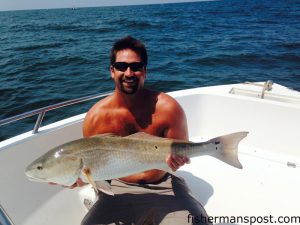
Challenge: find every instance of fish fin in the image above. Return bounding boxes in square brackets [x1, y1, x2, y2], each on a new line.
[95, 180, 114, 196]
[125, 132, 166, 140]
[211, 131, 248, 169]
[167, 170, 181, 179]
[158, 163, 181, 179]
[82, 167, 99, 195]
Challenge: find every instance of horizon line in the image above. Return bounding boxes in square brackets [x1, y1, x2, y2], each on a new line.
[0, 0, 215, 12]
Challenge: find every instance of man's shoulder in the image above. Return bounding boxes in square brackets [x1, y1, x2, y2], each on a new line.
[83, 96, 115, 136]
[151, 90, 188, 140]
[86, 95, 114, 116]
[156, 91, 183, 112]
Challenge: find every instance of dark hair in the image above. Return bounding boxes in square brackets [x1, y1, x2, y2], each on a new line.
[110, 36, 148, 66]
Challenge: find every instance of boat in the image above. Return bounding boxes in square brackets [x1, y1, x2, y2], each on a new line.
[1, 81, 299, 225]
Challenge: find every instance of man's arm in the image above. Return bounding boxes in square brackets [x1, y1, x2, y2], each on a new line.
[160, 93, 190, 171]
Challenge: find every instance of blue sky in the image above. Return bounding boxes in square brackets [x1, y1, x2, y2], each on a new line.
[0, 0, 205, 11]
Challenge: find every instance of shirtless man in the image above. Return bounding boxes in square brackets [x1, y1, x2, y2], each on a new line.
[80, 36, 210, 225]
[83, 38, 189, 184]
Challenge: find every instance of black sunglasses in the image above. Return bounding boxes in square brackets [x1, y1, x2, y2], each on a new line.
[113, 62, 145, 72]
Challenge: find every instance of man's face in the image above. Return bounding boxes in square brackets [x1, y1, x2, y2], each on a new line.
[110, 49, 146, 95]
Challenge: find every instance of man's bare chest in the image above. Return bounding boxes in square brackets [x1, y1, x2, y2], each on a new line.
[106, 110, 166, 137]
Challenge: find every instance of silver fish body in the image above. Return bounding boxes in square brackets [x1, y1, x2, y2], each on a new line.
[25, 132, 248, 187]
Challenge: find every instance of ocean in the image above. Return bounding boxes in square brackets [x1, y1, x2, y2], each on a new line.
[0, 0, 299, 141]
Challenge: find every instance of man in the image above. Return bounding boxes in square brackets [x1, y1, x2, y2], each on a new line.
[79, 36, 210, 225]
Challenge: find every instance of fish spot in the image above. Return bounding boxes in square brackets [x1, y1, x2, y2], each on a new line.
[154, 145, 158, 150]
[215, 141, 220, 150]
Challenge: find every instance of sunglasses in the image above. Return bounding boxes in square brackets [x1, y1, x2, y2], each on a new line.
[113, 62, 145, 72]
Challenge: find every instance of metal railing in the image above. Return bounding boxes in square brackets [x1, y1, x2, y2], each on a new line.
[244, 80, 273, 99]
[0, 91, 112, 134]
[0, 204, 14, 225]
[0, 91, 112, 224]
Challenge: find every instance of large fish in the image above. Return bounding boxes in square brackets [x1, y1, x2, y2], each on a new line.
[25, 132, 248, 194]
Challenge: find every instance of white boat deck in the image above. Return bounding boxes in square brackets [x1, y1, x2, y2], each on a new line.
[1, 82, 299, 225]
[178, 140, 300, 223]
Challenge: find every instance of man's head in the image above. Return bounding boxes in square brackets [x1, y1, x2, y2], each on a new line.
[110, 36, 148, 95]
[110, 36, 148, 67]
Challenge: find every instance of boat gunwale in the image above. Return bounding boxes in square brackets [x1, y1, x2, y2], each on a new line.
[0, 91, 112, 133]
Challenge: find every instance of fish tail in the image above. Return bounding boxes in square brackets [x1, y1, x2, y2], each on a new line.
[212, 131, 248, 169]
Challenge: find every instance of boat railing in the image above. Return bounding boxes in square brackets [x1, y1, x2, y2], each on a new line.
[0, 91, 112, 134]
[244, 80, 273, 99]
[0, 204, 13, 225]
[229, 80, 274, 99]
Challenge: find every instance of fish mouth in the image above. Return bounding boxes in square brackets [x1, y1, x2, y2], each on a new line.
[25, 171, 45, 182]
[27, 177, 44, 182]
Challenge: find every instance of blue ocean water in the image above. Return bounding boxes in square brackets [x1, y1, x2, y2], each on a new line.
[0, 0, 300, 141]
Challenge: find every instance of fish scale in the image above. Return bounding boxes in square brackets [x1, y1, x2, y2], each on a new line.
[78, 139, 170, 181]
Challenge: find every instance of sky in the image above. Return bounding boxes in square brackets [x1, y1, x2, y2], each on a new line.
[0, 0, 206, 11]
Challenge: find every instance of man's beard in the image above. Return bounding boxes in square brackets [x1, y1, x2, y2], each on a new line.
[119, 76, 139, 95]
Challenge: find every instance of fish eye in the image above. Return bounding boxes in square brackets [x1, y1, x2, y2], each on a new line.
[37, 165, 43, 170]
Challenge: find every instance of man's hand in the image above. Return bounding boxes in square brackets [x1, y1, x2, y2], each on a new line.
[49, 178, 87, 189]
[166, 153, 190, 172]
